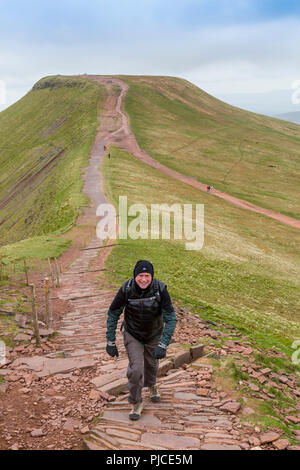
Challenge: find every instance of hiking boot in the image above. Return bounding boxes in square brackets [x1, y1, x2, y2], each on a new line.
[129, 401, 143, 420]
[149, 385, 160, 402]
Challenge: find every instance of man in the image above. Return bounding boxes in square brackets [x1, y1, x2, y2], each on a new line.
[106, 260, 177, 420]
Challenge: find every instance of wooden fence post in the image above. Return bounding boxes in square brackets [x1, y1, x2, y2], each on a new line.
[48, 258, 55, 288]
[54, 258, 60, 288]
[30, 283, 41, 347]
[49, 288, 53, 329]
[45, 277, 50, 329]
[24, 259, 29, 285]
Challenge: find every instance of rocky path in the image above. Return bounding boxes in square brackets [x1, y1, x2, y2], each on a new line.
[51, 247, 294, 451]
[47, 236, 247, 450]
[85, 368, 248, 451]
[45, 241, 252, 450]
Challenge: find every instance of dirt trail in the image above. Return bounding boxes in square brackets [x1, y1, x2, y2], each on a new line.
[87, 75, 300, 230]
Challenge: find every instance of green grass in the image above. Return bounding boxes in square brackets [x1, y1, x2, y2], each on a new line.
[101, 146, 300, 363]
[117, 75, 300, 220]
[0, 314, 21, 347]
[0, 234, 71, 264]
[244, 402, 293, 435]
[0, 75, 106, 247]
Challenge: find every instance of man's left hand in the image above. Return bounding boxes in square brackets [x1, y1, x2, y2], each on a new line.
[153, 342, 167, 359]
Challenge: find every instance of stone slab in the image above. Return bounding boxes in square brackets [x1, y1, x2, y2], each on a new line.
[220, 401, 241, 414]
[174, 392, 208, 401]
[200, 444, 241, 450]
[11, 356, 95, 377]
[260, 432, 281, 444]
[14, 333, 31, 341]
[141, 432, 200, 450]
[184, 416, 211, 423]
[173, 351, 191, 369]
[91, 429, 119, 447]
[105, 428, 140, 441]
[91, 372, 125, 389]
[39, 329, 54, 337]
[157, 360, 174, 377]
[83, 440, 103, 450]
[100, 378, 128, 395]
[159, 370, 186, 382]
[101, 410, 163, 427]
[58, 330, 75, 336]
[190, 344, 205, 361]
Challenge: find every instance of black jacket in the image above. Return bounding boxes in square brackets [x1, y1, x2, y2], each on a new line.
[106, 278, 177, 345]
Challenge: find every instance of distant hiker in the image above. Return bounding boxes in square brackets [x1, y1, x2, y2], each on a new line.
[104, 145, 107, 151]
[207, 185, 211, 192]
[107, 153, 111, 159]
[106, 260, 177, 420]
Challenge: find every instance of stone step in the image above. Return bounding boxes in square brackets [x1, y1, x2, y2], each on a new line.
[200, 444, 241, 450]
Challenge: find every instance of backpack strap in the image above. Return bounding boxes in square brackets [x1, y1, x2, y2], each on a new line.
[154, 279, 166, 303]
[121, 278, 133, 303]
[152, 279, 159, 302]
[120, 278, 133, 333]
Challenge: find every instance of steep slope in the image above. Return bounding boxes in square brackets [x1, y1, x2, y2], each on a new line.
[0, 75, 105, 247]
[118, 75, 300, 220]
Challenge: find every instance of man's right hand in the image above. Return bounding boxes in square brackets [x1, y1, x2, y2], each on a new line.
[106, 341, 119, 357]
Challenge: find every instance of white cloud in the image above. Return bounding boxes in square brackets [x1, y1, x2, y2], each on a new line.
[1, 17, 300, 111]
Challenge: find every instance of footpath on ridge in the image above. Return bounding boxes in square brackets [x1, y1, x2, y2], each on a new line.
[87, 75, 300, 230]
[1, 77, 299, 451]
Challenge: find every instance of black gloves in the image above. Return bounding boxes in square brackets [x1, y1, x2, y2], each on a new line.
[153, 342, 167, 359]
[106, 341, 167, 359]
[106, 341, 119, 357]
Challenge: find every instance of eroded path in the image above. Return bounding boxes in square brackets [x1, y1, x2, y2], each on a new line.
[86, 75, 300, 230]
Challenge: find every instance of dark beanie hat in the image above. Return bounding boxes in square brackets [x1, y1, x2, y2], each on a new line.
[133, 260, 154, 279]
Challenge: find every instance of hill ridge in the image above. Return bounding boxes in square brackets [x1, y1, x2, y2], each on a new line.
[85, 75, 300, 230]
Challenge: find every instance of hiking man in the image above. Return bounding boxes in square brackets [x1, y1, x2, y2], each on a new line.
[105, 260, 177, 420]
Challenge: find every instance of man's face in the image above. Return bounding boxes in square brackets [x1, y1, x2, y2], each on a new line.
[135, 272, 152, 289]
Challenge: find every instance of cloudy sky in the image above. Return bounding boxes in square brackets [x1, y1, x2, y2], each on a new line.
[1, 0, 300, 115]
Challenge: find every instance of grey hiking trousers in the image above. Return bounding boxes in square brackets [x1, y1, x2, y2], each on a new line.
[122, 330, 159, 404]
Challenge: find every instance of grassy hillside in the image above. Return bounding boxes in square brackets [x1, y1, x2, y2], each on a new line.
[0, 75, 105, 250]
[118, 75, 300, 220]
